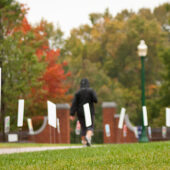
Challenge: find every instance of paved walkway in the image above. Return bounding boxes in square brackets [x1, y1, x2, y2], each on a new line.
[0, 145, 86, 155]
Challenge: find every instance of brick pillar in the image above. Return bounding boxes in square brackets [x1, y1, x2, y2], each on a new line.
[56, 103, 70, 143]
[102, 102, 117, 143]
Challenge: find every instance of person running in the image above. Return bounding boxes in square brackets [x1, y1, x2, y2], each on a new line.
[70, 78, 98, 146]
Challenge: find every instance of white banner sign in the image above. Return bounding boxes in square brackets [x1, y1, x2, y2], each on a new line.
[148, 126, 152, 138]
[47, 101, 56, 128]
[118, 108, 126, 129]
[162, 126, 167, 138]
[142, 106, 148, 126]
[57, 118, 60, 133]
[123, 124, 127, 137]
[17, 99, 24, 127]
[83, 103, 92, 127]
[8, 134, 18, 142]
[27, 118, 34, 134]
[166, 108, 170, 127]
[0, 68, 1, 113]
[4, 116, 10, 133]
[105, 124, 111, 137]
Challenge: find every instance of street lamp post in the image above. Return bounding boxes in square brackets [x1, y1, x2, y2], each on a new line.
[137, 40, 149, 142]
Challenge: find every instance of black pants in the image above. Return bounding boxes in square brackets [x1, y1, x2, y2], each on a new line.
[78, 115, 94, 136]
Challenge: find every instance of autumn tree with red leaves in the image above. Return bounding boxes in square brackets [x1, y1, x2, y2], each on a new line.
[0, 2, 71, 130]
[27, 19, 71, 115]
[33, 46, 71, 114]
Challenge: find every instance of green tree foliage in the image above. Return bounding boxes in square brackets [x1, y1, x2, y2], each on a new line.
[1, 1, 169, 132]
[0, 2, 45, 130]
[151, 48, 170, 126]
[63, 5, 169, 127]
[154, 3, 170, 26]
[0, 0, 24, 130]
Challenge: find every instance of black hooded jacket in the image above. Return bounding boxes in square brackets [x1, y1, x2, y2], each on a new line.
[70, 78, 98, 120]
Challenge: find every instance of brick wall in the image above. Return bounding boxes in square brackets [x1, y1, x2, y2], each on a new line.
[28, 103, 70, 143]
[102, 102, 137, 144]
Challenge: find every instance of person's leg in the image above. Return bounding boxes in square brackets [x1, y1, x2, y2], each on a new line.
[85, 116, 95, 146]
[79, 120, 87, 146]
[86, 129, 93, 138]
[85, 128, 94, 146]
[81, 136, 87, 145]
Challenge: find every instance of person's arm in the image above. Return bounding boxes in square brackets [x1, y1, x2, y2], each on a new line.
[70, 93, 78, 117]
[91, 90, 98, 103]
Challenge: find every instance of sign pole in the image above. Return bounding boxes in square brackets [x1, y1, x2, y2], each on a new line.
[50, 126, 52, 144]
[19, 127, 22, 143]
[54, 128, 56, 144]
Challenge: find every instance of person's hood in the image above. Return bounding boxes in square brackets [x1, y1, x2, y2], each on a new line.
[80, 78, 90, 88]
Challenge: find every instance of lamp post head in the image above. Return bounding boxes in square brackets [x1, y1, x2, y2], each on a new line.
[137, 40, 148, 57]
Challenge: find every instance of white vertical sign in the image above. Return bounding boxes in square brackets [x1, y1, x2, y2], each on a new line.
[47, 101, 56, 128]
[105, 124, 111, 137]
[0, 68, 1, 114]
[8, 134, 18, 142]
[83, 103, 92, 127]
[166, 108, 170, 127]
[17, 99, 24, 127]
[27, 118, 34, 134]
[142, 106, 148, 126]
[123, 124, 127, 137]
[162, 126, 167, 138]
[148, 126, 152, 138]
[118, 108, 126, 129]
[56, 118, 60, 133]
[4, 116, 10, 133]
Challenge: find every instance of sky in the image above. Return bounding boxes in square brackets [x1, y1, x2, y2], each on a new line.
[16, 0, 169, 37]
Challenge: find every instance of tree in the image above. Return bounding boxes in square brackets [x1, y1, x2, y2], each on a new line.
[151, 48, 170, 127]
[63, 5, 168, 126]
[0, 3, 71, 130]
[31, 46, 71, 116]
[0, 0, 25, 132]
[0, 12, 45, 130]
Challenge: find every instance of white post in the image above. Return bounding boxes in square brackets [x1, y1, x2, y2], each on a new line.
[47, 101, 57, 128]
[17, 99, 24, 127]
[118, 108, 126, 129]
[57, 118, 60, 134]
[142, 106, 148, 126]
[148, 126, 152, 138]
[0, 68, 1, 116]
[166, 108, 170, 127]
[4, 116, 10, 134]
[27, 118, 34, 134]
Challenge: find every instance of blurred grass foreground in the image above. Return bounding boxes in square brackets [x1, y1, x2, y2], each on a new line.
[0, 141, 169, 169]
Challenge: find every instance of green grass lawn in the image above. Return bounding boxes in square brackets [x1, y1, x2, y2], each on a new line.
[0, 142, 169, 170]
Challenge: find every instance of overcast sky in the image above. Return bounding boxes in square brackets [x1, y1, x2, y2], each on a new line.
[16, 0, 169, 37]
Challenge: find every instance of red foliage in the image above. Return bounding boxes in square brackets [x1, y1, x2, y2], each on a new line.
[39, 48, 71, 101]
[20, 17, 31, 33]
[14, 9, 71, 104]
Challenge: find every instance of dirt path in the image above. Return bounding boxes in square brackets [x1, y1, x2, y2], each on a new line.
[0, 145, 85, 155]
